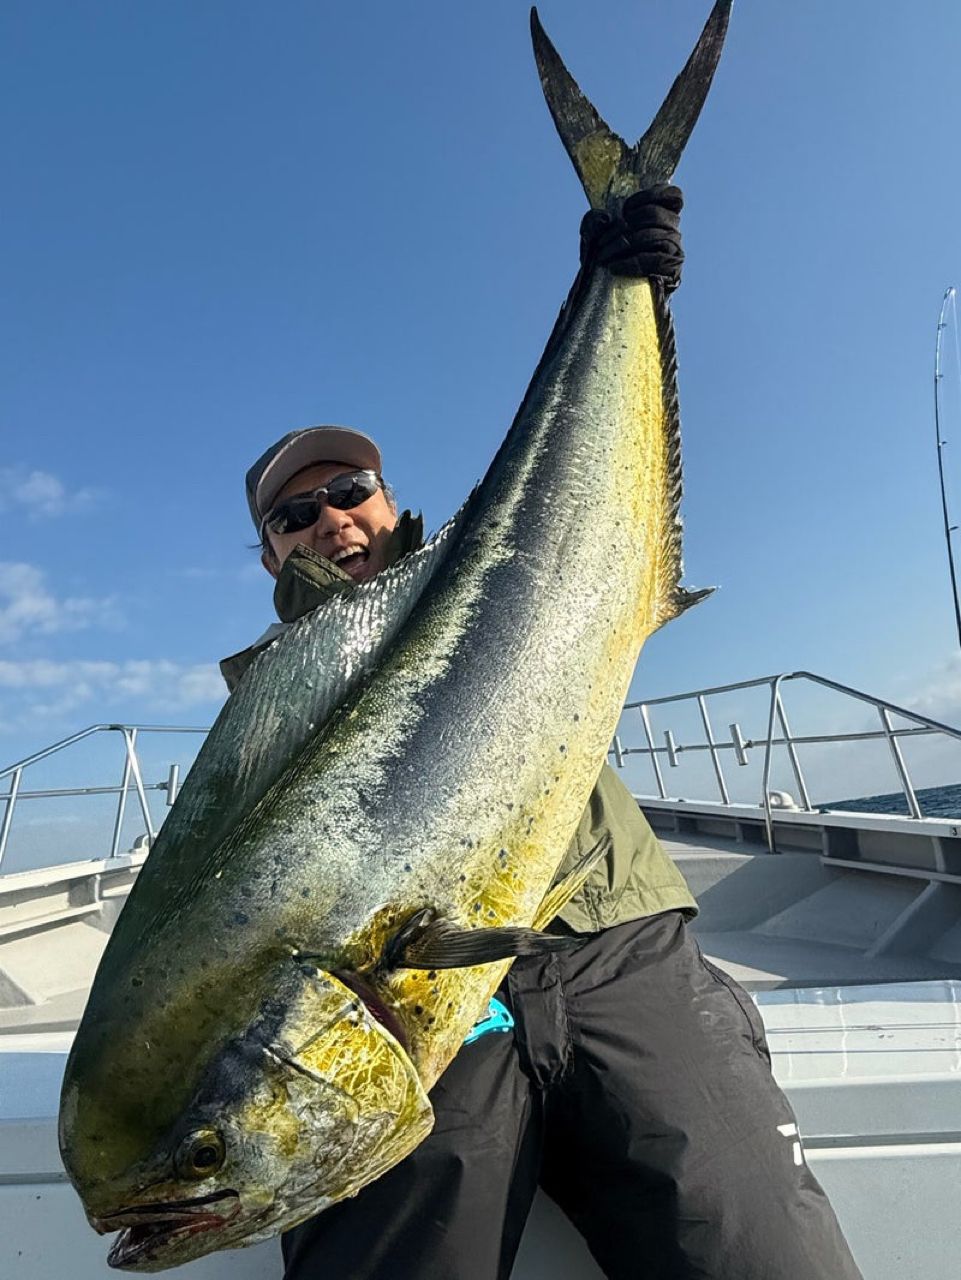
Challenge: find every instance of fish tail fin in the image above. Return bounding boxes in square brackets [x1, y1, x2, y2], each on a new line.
[530, 2, 731, 210]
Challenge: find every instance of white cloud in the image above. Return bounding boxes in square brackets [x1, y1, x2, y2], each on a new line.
[825, 656, 961, 799]
[900, 654, 961, 729]
[0, 562, 114, 645]
[0, 467, 99, 519]
[0, 560, 226, 734]
[0, 657, 225, 724]
[0, 659, 81, 688]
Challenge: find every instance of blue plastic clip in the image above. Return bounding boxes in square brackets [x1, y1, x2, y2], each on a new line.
[463, 996, 514, 1045]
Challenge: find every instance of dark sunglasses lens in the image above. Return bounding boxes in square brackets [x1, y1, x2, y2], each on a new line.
[264, 472, 380, 535]
[325, 473, 379, 510]
[266, 497, 321, 535]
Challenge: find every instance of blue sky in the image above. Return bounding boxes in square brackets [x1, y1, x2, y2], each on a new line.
[4, 0, 961, 861]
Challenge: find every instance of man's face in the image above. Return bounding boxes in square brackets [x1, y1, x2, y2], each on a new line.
[262, 462, 398, 583]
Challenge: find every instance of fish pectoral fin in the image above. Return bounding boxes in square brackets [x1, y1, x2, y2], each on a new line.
[531, 833, 612, 931]
[385, 909, 578, 971]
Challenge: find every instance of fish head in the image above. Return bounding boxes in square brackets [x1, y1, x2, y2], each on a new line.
[67, 963, 433, 1271]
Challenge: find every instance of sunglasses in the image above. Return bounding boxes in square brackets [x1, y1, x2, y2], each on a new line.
[261, 469, 382, 538]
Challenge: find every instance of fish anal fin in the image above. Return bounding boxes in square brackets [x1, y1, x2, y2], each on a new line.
[531, 834, 612, 931]
[641, 281, 713, 638]
[652, 583, 715, 635]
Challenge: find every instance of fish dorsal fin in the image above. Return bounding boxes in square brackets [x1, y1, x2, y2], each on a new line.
[531, 2, 731, 209]
[120, 509, 467, 915]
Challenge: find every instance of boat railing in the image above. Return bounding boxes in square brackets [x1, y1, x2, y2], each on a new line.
[611, 670, 961, 852]
[4, 670, 959, 873]
[0, 724, 208, 871]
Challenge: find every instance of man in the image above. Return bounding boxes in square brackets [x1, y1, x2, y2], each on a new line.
[222, 194, 862, 1278]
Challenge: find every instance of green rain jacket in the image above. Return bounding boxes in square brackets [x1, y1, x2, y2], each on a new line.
[220, 513, 696, 933]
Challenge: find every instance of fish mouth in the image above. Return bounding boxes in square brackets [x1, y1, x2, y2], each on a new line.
[96, 1190, 241, 1269]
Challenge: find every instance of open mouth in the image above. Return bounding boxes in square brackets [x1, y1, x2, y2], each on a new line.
[330, 547, 370, 577]
[99, 1190, 240, 1269]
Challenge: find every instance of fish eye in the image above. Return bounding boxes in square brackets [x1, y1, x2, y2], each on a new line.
[174, 1129, 226, 1180]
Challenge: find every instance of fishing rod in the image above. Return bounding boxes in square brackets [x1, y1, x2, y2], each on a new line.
[934, 285, 961, 650]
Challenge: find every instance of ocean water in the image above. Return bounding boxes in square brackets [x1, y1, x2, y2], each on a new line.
[828, 781, 961, 820]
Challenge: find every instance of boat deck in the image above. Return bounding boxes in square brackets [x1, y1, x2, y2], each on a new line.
[645, 803, 961, 992]
[665, 833, 961, 988]
[4, 806, 961, 1035]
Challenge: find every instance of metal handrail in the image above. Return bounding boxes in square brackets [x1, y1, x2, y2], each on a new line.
[615, 671, 961, 853]
[0, 724, 208, 870]
[5, 672, 959, 870]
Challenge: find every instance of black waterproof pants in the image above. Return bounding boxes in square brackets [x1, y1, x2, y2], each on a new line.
[282, 912, 863, 1280]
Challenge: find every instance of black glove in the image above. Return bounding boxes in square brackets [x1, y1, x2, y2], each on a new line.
[579, 184, 684, 292]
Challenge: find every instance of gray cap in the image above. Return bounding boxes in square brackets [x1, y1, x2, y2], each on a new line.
[246, 426, 384, 531]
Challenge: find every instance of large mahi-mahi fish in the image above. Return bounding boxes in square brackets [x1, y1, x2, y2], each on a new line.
[59, 3, 730, 1269]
